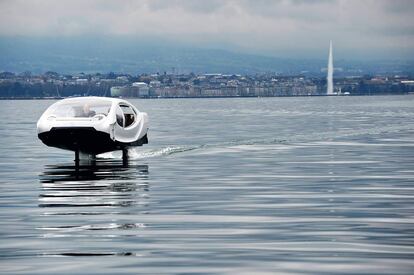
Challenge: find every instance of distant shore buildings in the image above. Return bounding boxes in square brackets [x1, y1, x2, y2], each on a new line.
[110, 82, 149, 97]
[0, 71, 413, 99]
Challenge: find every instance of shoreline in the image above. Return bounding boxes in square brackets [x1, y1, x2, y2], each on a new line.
[0, 93, 411, 100]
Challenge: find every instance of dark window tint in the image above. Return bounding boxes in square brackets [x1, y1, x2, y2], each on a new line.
[120, 105, 136, 128]
[116, 105, 124, 126]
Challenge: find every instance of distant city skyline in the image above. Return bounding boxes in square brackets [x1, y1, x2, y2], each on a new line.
[2, 70, 413, 99]
[1, 0, 414, 60]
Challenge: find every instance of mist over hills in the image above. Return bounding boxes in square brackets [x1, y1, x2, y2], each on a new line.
[0, 37, 413, 76]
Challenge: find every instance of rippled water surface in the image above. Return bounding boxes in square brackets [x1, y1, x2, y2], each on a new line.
[1, 96, 414, 274]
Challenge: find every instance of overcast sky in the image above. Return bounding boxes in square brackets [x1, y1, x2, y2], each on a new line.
[1, 0, 413, 58]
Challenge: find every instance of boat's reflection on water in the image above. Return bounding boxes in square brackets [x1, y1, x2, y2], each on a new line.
[38, 160, 150, 256]
[38, 159, 150, 211]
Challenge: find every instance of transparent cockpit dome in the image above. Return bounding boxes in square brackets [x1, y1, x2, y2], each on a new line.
[47, 98, 113, 118]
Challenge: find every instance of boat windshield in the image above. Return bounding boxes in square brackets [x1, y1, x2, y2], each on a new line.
[48, 98, 112, 118]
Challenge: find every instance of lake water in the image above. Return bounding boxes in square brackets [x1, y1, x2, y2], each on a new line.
[1, 96, 414, 274]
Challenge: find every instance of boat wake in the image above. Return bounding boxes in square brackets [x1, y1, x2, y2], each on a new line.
[129, 145, 200, 159]
[99, 145, 201, 160]
[99, 123, 414, 160]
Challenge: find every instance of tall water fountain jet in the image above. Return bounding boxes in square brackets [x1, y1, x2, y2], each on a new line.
[327, 40, 334, 95]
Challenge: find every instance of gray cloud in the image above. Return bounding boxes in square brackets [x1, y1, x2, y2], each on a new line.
[382, 0, 414, 14]
[0, 0, 413, 58]
[147, 0, 224, 13]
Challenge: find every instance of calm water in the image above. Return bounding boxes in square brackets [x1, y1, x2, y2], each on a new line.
[1, 96, 414, 274]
